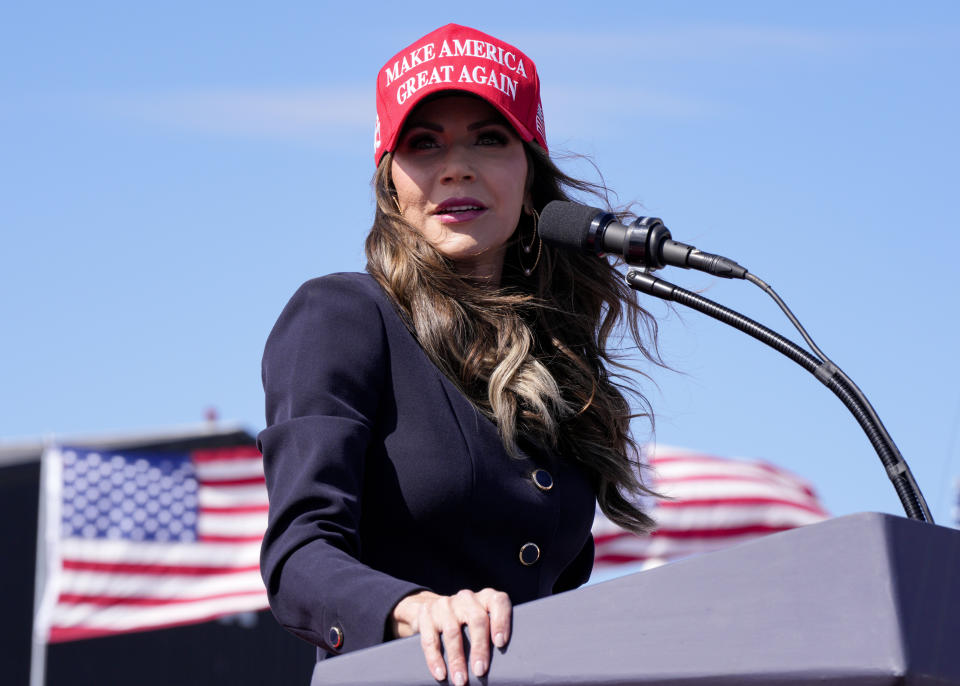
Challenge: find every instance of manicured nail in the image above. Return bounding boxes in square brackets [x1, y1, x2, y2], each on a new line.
[474, 660, 486, 676]
[453, 671, 466, 686]
[433, 666, 444, 681]
[494, 632, 505, 648]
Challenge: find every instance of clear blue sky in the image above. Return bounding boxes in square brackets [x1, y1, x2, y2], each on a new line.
[2, 1, 958, 525]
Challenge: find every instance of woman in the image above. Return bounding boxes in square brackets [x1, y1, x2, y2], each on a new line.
[258, 24, 659, 685]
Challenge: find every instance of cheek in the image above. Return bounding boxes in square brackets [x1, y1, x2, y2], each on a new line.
[391, 163, 420, 211]
[391, 164, 450, 252]
[499, 159, 529, 225]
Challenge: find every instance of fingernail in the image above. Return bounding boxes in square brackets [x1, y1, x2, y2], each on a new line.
[433, 666, 444, 681]
[474, 660, 486, 676]
[453, 671, 466, 686]
[494, 632, 505, 648]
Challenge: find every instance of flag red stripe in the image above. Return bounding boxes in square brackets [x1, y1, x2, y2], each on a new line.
[594, 553, 652, 565]
[656, 496, 828, 515]
[199, 504, 270, 514]
[651, 454, 729, 465]
[197, 476, 266, 487]
[198, 534, 265, 543]
[56, 590, 265, 607]
[62, 559, 260, 576]
[593, 523, 795, 545]
[191, 447, 262, 462]
[592, 530, 636, 546]
[650, 524, 794, 539]
[655, 474, 801, 485]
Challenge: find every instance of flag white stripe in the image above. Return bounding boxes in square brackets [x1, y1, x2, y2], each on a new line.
[651, 455, 817, 486]
[652, 504, 827, 529]
[197, 512, 267, 537]
[656, 479, 822, 503]
[652, 457, 811, 479]
[50, 593, 269, 631]
[593, 537, 756, 563]
[197, 484, 268, 508]
[195, 459, 266, 481]
[59, 538, 261, 566]
[58, 569, 265, 599]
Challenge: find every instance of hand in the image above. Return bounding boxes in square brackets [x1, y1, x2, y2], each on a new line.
[391, 588, 512, 685]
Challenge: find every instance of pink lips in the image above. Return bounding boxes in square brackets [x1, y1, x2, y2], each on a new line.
[433, 197, 488, 223]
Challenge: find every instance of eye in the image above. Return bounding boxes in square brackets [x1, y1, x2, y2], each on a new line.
[404, 132, 441, 150]
[476, 129, 509, 146]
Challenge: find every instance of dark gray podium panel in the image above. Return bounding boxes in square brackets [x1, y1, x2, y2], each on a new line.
[310, 513, 960, 685]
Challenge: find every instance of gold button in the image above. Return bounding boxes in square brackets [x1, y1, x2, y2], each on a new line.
[531, 468, 553, 491]
[328, 626, 343, 649]
[519, 542, 541, 566]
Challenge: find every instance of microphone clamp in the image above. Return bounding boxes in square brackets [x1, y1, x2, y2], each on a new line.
[585, 213, 675, 270]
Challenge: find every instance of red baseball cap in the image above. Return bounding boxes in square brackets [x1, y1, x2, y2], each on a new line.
[374, 23, 547, 166]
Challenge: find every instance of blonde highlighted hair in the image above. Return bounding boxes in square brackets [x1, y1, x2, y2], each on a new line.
[366, 143, 660, 534]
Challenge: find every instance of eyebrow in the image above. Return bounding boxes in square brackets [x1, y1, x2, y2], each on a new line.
[468, 118, 508, 131]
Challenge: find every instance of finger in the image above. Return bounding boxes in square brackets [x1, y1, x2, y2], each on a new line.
[479, 588, 513, 648]
[417, 608, 446, 682]
[435, 602, 468, 686]
[455, 590, 491, 678]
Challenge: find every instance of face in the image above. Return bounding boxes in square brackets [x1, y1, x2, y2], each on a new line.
[390, 95, 529, 283]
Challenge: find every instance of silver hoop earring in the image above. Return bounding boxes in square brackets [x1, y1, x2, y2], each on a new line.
[518, 208, 542, 277]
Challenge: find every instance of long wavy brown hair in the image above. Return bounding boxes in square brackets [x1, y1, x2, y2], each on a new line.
[365, 143, 660, 534]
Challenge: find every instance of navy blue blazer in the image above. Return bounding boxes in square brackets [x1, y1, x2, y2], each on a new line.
[258, 272, 596, 657]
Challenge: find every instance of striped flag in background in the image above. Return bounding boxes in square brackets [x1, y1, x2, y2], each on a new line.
[34, 445, 269, 643]
[592, 446, 830, 574]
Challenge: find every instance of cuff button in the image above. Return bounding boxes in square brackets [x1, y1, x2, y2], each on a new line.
[329, 626, 343, 650]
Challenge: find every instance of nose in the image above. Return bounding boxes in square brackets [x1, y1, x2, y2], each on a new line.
[440, 145, 475, 184]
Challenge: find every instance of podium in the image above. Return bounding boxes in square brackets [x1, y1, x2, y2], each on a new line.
[310, 513, 960, 685]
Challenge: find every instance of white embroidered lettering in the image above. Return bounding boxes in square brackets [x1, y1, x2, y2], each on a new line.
[384, 61, 401, 86]
[502, 74, 518, 99]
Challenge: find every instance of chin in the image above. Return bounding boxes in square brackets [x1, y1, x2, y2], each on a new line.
[436, 239, 485, 260]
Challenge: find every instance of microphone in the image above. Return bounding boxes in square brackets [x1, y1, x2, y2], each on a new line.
[539, 200, 748, 279]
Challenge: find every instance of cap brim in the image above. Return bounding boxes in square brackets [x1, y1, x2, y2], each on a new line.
[377, 86, 536, 166]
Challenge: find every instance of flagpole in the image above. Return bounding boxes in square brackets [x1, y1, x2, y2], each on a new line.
[30, 443, 51, 686]
[30, 441, 61, 686]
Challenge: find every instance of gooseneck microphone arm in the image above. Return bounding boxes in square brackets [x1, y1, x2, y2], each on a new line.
[625, 268, 932, 523]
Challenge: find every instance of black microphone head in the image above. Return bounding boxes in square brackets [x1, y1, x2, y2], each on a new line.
[539, 201, 605, 252]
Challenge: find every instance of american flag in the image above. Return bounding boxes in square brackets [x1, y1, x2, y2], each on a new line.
[592, 446, 830, 574]
[34, 445, 269, 643]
